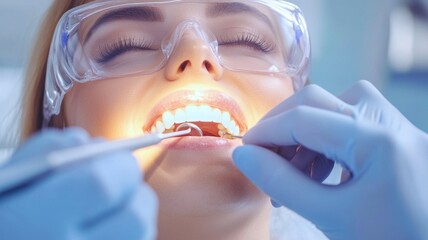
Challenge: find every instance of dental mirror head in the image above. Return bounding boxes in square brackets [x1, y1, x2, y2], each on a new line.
[175, 123, 203, 136]
[175, 123, 243, 139]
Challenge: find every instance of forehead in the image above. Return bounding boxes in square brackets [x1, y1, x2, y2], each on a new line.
[78, 1, 276, 25]
[79, 1, 276, 35]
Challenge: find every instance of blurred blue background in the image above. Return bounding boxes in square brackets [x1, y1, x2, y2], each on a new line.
[293, 0, 428, 132]
[1, 0, 428, 152]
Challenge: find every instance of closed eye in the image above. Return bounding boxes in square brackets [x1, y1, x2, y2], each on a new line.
[218, 32, 275, 53]
[96, 37, 157, 63]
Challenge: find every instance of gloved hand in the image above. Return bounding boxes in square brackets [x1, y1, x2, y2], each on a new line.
[0, 128, 158, 240]
[233, 80, 428, 240]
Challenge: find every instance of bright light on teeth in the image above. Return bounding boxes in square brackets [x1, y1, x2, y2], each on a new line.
[150, 104, 241, 137]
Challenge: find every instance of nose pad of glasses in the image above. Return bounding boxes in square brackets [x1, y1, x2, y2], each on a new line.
[161, 20, 218, 59]
[162, 20, 223, 79]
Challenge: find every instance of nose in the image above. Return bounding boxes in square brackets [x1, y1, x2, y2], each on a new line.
[164, 27, 223, 81]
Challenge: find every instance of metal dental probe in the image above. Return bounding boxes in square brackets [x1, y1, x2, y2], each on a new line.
[222, 133, 243, 139]
[175, 123, 244, 139]
[0, 128, 191, 194]
[219, 130, 243, 139]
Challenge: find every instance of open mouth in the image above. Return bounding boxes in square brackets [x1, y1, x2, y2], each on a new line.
[150, 105, 241, 138]
[143, 90, 247, 139]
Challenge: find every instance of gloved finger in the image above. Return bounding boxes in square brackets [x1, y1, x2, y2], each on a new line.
[310, 155, 335, 182]
[233, 145, 333, 221]
[8, 128, 90, 165]
[258, 84, 354, 123]
[338, 80, 408, 124]
[243, 106, 368, 174]
[338, 80, 385, 105]
[82, 184, 158, 240]
[32, 149, 142, 222]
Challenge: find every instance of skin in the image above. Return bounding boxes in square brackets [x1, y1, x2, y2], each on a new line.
[63, 3, 294, 239]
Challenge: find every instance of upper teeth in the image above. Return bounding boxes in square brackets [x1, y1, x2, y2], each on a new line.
[149, 104, 241, 136]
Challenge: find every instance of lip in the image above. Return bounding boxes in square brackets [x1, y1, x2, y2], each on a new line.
[159, 136, 241, 150]
[143, 89, 247, 134]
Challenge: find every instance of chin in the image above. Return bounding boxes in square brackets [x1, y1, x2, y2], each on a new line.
[146, 146, 268, 216]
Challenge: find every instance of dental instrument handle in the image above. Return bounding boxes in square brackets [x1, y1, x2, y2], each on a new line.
[0, 129, 190, 195]
[48, 129, 191, 168]
[0, 158, 51, 194]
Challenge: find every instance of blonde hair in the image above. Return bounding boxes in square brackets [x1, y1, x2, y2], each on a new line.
[20, 0, 89, 141]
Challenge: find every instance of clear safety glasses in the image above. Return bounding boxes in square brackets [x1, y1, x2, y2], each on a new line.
[44, 0, 310, 124]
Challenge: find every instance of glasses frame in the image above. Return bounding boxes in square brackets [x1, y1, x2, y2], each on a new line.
[43, 0, 311, 126]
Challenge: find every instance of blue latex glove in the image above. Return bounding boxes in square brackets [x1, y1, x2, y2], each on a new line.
[233, 81, 428, 239]
[0, 128, 158, 240]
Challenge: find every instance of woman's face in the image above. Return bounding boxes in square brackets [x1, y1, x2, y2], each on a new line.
[63, 2, 294, 215]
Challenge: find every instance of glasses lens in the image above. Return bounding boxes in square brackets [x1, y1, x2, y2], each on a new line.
[62, 1, 307, 80]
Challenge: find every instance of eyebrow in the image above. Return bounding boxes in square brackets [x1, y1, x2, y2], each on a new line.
[85, 3, 271, 43]
[85, 7, 164, 42]
[206, 2, 272, 26]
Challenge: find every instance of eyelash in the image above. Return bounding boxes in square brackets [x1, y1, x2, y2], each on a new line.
[96, 32, 274, 63]
[97, 37, 155, 63]
[218, 32, 275, 53]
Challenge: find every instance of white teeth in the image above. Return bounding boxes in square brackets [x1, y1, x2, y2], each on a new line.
[199, 105, 212, 122]
[231, 121, 239, 136]
[221, 112, 231, 129]
[149, 104, 241, 136]
[228, 120, 235, 131]
[232, 124, 239, 136]
[175, 109, 186, 123]
[213, 108, 222, 123]
[156, 120, 165, 133]
[162, 111, 174, 129]
[185, 105, 199, 122]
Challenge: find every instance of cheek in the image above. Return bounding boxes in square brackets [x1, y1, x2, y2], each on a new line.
[64, 81, 144, 138]
[234, 75, 294, 123]
[257, 78, 294, 104]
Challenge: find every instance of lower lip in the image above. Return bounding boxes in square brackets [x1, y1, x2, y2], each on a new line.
[160, 136, 240, 150]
